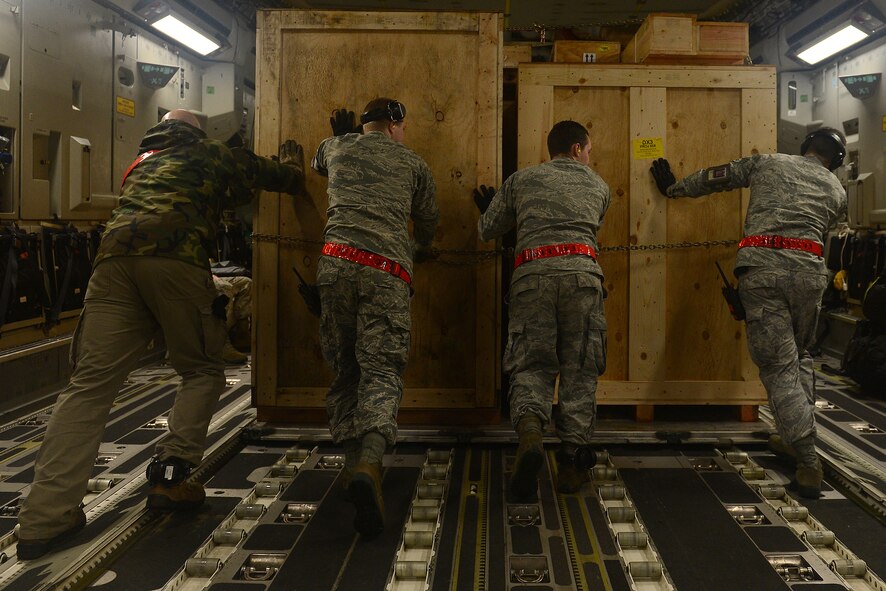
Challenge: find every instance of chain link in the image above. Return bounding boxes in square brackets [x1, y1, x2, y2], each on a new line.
[251, 233, 738, 266]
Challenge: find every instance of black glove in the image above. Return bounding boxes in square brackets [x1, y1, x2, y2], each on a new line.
[650, 158, 677, 197]
[414, 246, 438, 264]
[473, 185, 496, 214]
[330, 109, 360, 136]
[292, 267, 321, 317]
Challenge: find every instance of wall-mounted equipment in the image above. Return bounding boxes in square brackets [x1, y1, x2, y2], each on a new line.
[839, 73, 880, 99]
[137, 62, 179, 90]
[133, 0, 230, 57]
[0, 130, 13, 214]
[847, 172, 877, 228]
[789, 3, 885, 65]
[67, 136, 116, 213]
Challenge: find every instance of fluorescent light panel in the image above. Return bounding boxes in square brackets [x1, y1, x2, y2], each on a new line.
[151, 14, 220, 56]
[797, 24, 869, 64]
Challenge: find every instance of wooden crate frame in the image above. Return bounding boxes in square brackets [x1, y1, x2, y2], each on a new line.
[518, 63, 774, 406]
[253, 10, 503, 424]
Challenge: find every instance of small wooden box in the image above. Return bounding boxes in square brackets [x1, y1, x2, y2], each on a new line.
[553, 40, 621, 63]
[696, 21, 749, 63]
[504, 43, 533, 68]
[622, 14, 697, 64]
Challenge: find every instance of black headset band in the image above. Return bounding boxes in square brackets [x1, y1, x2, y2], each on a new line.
[360, 100, 406, 125]
[801, 129, 845, 170]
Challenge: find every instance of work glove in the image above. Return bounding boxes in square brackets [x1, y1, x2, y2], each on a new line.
[279, 140, 304, 169]
[413, 245, 438, 264]
[330, 109, 361, 136]
[473, 185, 496, 214]
[292, 267, 321, 317]
[650, 158, 677, 197]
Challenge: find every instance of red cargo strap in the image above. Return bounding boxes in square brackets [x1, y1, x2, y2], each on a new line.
[322, 243, 412, 285]
[120, 150, 159, 189]
[738, 235, 823, 257]
[514, 243, 597, 269]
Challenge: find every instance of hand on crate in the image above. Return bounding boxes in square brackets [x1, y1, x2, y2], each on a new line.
[650, 158, 677, 197]
[472, 185, 496, 214]
[330, 109, 361, 136]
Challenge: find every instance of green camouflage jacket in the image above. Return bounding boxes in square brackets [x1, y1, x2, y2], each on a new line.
[95, 120, 303, 269]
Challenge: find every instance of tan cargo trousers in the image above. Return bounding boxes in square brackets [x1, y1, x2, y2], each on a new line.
[18, 256, 226, 538]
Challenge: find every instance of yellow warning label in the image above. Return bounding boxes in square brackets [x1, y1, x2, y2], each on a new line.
[632, 137, 664, 159]
[882, 115, 886, 132]
[116, 96, 135, 118]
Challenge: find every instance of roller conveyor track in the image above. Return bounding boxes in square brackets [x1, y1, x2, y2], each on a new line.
[0, 358, 883, 590]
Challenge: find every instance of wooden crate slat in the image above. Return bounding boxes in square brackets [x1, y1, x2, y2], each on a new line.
[629, 87, 667, 383]
[518, 64, 775, 89]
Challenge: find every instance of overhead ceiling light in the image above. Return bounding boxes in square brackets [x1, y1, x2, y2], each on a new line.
[150, 14, 221, 56]
[796, 24, 869, 65]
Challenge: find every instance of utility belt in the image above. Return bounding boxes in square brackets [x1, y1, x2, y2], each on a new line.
[514, 242, 597, 270]
[321, 242, 412, 285]
[738, 235, 823, 257]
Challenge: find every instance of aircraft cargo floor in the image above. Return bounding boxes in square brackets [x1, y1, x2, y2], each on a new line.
[0, 360, 883, 591]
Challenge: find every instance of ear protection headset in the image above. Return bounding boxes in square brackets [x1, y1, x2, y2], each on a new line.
[360, 100, 406, 125]
[800, 128, 846, 171]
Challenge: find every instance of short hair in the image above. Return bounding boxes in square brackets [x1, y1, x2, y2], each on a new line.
[547, 120, 589, 158]
[363, 97, 397, 115]
[802, 126, 846, 169]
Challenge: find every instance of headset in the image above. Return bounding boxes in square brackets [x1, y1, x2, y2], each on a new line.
[800, 128, 846, 171]
[360, 100, 407, 125]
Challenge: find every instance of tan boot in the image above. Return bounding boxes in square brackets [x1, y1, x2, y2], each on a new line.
[348, 461, 385, 538]
[556, 446, 595, 494]
[795, 462, 823, 499]
[792, 435, 822, 499]
[509, 415, 545, 501]
[147, 481, 206, 511]
[768, 434, 797, 463]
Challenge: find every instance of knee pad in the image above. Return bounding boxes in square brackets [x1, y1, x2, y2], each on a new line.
[146, 456, 192, 485]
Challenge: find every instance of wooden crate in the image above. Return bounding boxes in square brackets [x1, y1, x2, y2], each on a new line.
[518, 63, 774, 407]
[504, 43, 532, 68]
[696, 22, 749, 64]
[623, 14, 749, 65]
[253, 10, 503, 425]
[622, 14, 697, 63]
[553, 40, 621, 63]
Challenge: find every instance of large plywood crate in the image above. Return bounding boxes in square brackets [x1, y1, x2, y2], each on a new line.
[518, 63, 773, 408]
[253, 10, 503, 424]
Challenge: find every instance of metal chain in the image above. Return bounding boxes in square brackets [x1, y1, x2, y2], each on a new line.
[251, 233, 738, 266]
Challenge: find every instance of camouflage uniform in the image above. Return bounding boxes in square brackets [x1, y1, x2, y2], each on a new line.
[479, 157, 611, 445]
[19, 120, 303, 540]
[312, 131, 438, 445]
[668, 153, 846, 443]
[213, 275, 253, 334]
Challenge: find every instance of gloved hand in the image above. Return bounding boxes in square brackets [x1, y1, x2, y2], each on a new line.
[330, 109, 360, 136]
[279, 140, 304, 167]
[473, 185, 496, 214]
[413, 246, 438, 264]
[650, 158, 677, 197]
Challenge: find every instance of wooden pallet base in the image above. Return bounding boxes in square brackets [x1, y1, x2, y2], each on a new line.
[626, 404, 759, 422]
